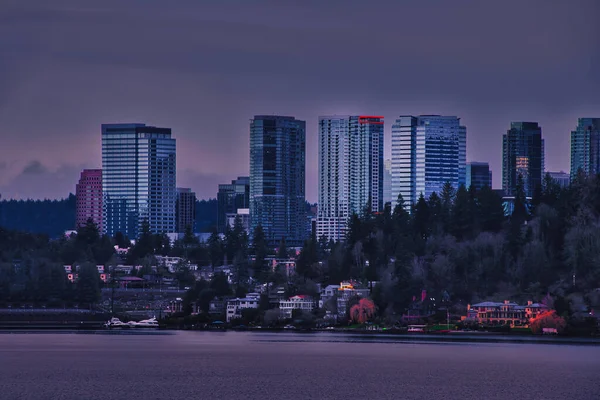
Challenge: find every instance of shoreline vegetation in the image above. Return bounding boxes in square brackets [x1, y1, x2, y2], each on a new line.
[2, 173, 600, 338]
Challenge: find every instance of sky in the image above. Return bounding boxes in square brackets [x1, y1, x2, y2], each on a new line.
[0, 0, 599, 202]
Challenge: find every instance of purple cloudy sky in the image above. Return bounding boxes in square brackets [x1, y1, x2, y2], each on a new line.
[0, 0, 599, 201]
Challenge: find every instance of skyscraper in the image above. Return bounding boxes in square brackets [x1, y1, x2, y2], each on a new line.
[249, 116, 306, 247]
[466, 162, 492, 191]
[383, 159, 392, 206]
[317, 116, 384, 241]
[75, 169, 103, 231]
[570, 118, 600, 177]
[502, 122, 544, 197]
[102, 123, 176, 238]
[391, 115, 466, 209]
[547, 171, 570, 188]
[217, 177, 249, 234]
[176, 188, 196, 233]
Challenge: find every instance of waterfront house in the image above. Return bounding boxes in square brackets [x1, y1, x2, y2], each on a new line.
[279, 295, 315, 319]
[466, 300, 548, 326]
[226, 294, 260, 322]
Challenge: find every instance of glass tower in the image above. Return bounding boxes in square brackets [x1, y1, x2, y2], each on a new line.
[570, 118, 600, 178]
[217, 177, 250, 234]
[249, 116, 306, 247]
[502, 122, 544, 197]
[102, 123, 176, 238]
[317, 116, 384, 242]
[391, 115, 466, 209]
[466, 162, 492, 191]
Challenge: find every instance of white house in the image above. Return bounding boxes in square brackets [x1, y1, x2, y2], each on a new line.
[226, 294, 260, 322]
[279, 295, 315, 319]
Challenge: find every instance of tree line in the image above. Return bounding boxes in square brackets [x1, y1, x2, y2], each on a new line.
[2, 173, 600, 326]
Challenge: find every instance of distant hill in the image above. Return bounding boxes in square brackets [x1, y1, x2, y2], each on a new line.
[0, 194, 76, 238]
[195, 199, 217, 232]
[0, 195, 218, 237]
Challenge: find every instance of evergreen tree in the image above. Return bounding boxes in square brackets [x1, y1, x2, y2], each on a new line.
[277, 237, 289, 259]
[440, 181, 456, 233]
[478, 186, 504, 232]
[76, 262, 101, 306]
[207, 230, 224, 268]
[413, 193, 430, 241]
[427, 192, 443, 235]
[451, 185, 472, 240]
[251, 224, 270, 282]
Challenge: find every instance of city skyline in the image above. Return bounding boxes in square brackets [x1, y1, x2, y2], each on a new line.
[1, 1, 599, 202]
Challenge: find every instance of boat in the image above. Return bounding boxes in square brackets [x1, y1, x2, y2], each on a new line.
[133, 317, 159, 328]
[407, 325, 426, 333]
[105, 317, 130, 329]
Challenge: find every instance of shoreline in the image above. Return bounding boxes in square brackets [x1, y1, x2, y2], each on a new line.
[1, 328, 599, 345]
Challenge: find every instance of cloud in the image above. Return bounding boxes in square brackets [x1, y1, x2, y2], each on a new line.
[21, 160, 48, 175]
[0, 163, 81, 200]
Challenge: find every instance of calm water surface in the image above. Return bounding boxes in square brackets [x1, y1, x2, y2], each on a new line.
[0, 332, 599, 399]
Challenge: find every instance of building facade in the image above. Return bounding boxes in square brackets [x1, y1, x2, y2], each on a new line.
[391, 115, 466, 209]
[279, 295, 315, 319]
[570, 118, 600, 178]
[466, 162, 492, 191]
[547, 171, 570, 188]
[225, 208, 250, 234]
[75, 169, 103, 231]
[317, 116, 384, 242]
[466, 300, 548, 326]
[176, 188, 196, 233]
[249, 116, 306, 247]
[102, 123, 176, 238]
[502, 122, 544, 197]
[217, 177, 249, 234]
[383, 159, 392, 206]
[226, 294, 260, 322]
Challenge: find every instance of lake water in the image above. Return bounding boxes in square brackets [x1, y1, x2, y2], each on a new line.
[1, 331, 599, 399]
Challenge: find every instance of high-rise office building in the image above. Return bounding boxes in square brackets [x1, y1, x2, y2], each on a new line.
[102, 123, 176, 238]
[176, 188, 196, 233]
[383, 159, 392, 206]
[249, 115, 306, 247]
[570, 118, 600, 177]
[391, 115, 466, 209]
[217, 177, 250, 234]
[317, 116, 384, 241]
[75, 169, 103, 231]
[547, 171, 570, 188]
[502, 122, 544, 197]
[466, 162, 492, 191]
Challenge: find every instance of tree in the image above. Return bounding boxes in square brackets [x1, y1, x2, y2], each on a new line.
[529, 310, 567, 334]
[428, 192, 443, 235]
[264, 308, 281, 327]
[210, 272, 231, 297]
[350, 298, 376, 324]
[296, 233, 318, 281]
[508, 174, 528, 258]
[440, 182, 456, 234]
[207, 230, 224, 268]
[478, 186, 505, 233]
[277, 237, 289, 259]
[114, 232, 131, 249]
[76, 262, 101, 306]
[413, 193, 430, 250]
[252, 224, 270, 282]
[451, 185, 472, 240]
